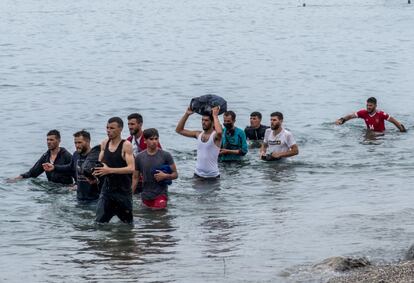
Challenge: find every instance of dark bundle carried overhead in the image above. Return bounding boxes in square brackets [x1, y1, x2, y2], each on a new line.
[190, 94, 227, 116]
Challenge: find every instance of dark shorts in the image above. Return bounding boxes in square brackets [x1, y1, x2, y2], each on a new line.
[142, 194, 168, 210]
[96, 192, 133, 224]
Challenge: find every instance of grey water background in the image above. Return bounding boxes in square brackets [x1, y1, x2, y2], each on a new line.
[1, 0, 414, 282]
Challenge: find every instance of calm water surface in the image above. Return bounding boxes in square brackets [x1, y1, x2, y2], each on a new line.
[1, 0, 414, 282]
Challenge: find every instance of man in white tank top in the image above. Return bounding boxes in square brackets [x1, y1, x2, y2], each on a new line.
[260, 112, 299, 161]
[176, 106, 222, 179]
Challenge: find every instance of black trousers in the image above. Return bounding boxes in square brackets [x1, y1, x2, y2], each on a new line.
[96, 192, 133, 224]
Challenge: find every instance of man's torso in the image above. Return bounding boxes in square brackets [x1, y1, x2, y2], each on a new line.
[356, 110, 389, 132]
[135, 149, 173, 200]
[265, 128, 295, 154]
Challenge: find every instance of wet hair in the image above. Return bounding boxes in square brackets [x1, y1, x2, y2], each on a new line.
[250, 111, 262, 120]
[202, 115, 214, 122]
[224, 110, 236, 121]
[270, 112, 284, 120]
[73, 130, 91, 141]
[143, 128, 159, 139]
[367, 97, 377, 104]
[108, 117, 124, 128]
[127, 113, 143, 124]
[47, 129, 61, 139]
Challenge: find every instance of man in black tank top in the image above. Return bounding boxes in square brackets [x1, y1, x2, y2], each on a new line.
[93, 117, 135, 224]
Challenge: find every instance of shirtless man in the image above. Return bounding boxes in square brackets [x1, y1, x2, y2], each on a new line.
[176, 106, 222, 179]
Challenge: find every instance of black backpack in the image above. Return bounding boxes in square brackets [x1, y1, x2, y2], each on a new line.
[190, 94, 227, 116]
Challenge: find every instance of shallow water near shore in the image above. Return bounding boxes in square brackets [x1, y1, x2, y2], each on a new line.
[1, 0, 414, 282]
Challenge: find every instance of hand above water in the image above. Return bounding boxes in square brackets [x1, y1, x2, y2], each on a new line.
[42, 163, 55, 172]
[211, 106, 220, 117]
[220, 149, 231, 155]
[6, 176, 23, 183]
[185, 107, 194, 116]
[92, 163, 111, 176]
[154, 170, 168, 182]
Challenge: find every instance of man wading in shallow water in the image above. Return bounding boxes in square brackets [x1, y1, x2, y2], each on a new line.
[127, 112, 162, 194]
[176, 106, 222, 179]
[9, 129, 73, 185]
[335, 97, 406, 133]
[93, 117, 135, 224]
[43, 130, 101, 202]
[133, 128, 178, 210]
[260, 112, 299, 161]
[244, 111, 269, 147]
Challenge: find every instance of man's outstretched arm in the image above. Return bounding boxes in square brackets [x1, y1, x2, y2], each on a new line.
[335, 113, 357, 125]
[388, 116, 406, 132]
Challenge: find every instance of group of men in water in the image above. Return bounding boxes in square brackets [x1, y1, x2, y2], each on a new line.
[9, 96, 406, 224]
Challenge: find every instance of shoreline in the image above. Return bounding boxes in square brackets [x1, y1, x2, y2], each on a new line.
[327, 260, 414, 283]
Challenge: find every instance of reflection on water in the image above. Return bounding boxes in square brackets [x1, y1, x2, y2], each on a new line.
[361, 129, 384, 145]
[261, 161, 297, 184]
[191, 176, 221, 193]
[201, 215, 241, 257]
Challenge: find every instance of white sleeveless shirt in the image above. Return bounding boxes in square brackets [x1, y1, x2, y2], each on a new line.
[195, 131, 220, 178]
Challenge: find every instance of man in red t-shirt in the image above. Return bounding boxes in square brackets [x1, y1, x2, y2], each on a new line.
[335, 97, 406, 133]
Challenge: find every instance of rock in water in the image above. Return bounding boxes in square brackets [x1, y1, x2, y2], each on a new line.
[404, 244, 414, 261]
[314, 256, 371, 272]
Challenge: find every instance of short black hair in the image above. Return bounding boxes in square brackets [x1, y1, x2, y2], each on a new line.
[73, 130, 91, 141]
[47, 129, 61, 139]
[250, 111, 262, 120]
[270, 112, 284, 120]
[367, 97, 377, 104]
[127, 113, 143, 124]
[108, 117, 124, 128]
[143, 128, 159, 139]
[224, 110, 236, 120]
[202, 115, 214, 122]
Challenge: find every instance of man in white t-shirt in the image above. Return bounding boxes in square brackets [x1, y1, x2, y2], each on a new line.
[260, 112, 299, 161]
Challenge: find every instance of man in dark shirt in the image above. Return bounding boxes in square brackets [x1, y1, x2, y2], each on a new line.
[133, 128, 178, 210]
[93, 117, 135, 224]
[43, 130, 100, 202]
[10, 129, 73, 184]
[244, 111, 269, 148]
[126, 112, 162, 194]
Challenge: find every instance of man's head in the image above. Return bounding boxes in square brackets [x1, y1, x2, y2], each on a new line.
[46, 129, 61, 150]
[366, 97, 377, 114]
[143, 128, 159, 150]
[250, 111, 262, 129]
[127, 113, 143, 136]
[106, 117, 123, 140]
[73, 130, 91, 154]
[201, 115, 214, 131]
[223, 111, 236, 130]
[270, 112, 284, 131]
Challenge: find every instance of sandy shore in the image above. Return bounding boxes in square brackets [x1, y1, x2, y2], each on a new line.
[327, 260, 414, 283]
